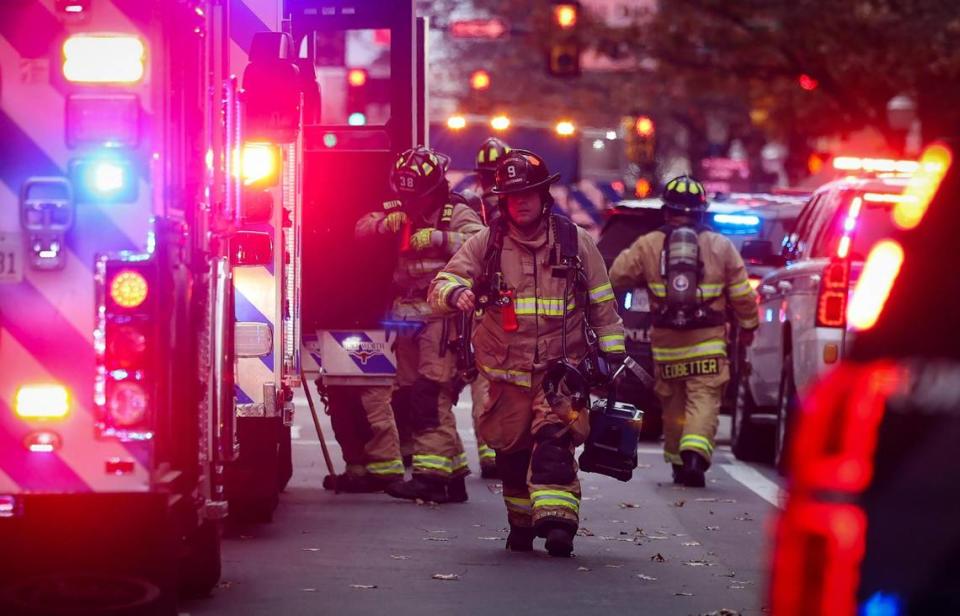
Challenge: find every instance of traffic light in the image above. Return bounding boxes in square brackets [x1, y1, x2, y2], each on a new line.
[346, 68, 368, 125]
[547, 1, 580, 77]
[624, 114, 656, 165]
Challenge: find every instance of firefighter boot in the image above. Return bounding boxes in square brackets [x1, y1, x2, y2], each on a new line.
[505, 525, 535, 552]
[681, 450, 709, 488]
[385, 475, 449, 503]
[672, 464, 684, 485]
[480, 460, 499, 479]
[446, 476, 468, 503]
[543, 524, 576, 558]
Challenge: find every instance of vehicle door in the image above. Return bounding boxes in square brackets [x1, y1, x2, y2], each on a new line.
[751, 193, 827, 405]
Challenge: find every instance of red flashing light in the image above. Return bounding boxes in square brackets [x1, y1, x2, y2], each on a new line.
[848, 240, 905, 331]
[798, 74, 819, 91]
[347, 68, 367, 87]
[106, 324, 147, 370]
[634, 115, 654, 137]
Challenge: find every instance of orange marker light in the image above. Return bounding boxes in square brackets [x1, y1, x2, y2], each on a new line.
[847, 240, 905, 330]
[490, 115, 510, 131]
[110, 270, 149, 309]
[893, 143, 953, 230]
[347, 68, 367, 87]
[447, 115, 467, 130]
[15, 385, 70, 420]
[555, 120, 575, 136]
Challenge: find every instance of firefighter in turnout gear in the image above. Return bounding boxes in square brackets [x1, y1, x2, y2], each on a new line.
[357, 146, 484, 503]
[609, 175, 759, 487]
[428, 149, 625, 557]
[322, 386, 405, 493]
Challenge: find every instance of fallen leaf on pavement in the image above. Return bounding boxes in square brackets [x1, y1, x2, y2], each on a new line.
[695, 497, 718, 503]
[605, 564, 624, 568]
[721, 499, 738, 504]
[424, 529, 448, 534]
[675, 592, 694, 596]
[302, 548, 321, 552]
[577, 566, 591, 572]
[672, 500, 686, 508]
[637, 463, 652, 469]
[682, 542, 702, 547]
[478, 537, 501, 541]
[701, 610, 740, 616]
[432, 574, 459, 581]
[486, 484, 503, 495]
[576, 528, 595, 537]
[390, 555, 410, 560]
[636, 574, 658, 581]
[302, 588, 317, 592]
[683, 560, 715, 567]
[651, 553, 666, 562]
[423, 537, 450, 542]
[619, 502, 641, 509]
[706, 526, 720, 531]
[646, 535, 669, 540]
[350, 584, 378, 590]
[735, 515, 754, 522]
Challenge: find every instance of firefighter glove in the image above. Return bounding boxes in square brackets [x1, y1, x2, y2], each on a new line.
[381, 211, 408, 234]
[410, 228, 441, 251]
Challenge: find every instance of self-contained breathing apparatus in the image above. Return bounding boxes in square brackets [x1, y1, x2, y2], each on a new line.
[653, 225, 727, 330]
[472, 214, 649, 481]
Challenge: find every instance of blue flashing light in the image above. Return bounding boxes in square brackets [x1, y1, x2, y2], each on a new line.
[347, 112, 367, 126]
[70, 155, 138, 204]
[714, 213, 761, 227]
[861, 591, 902, 616]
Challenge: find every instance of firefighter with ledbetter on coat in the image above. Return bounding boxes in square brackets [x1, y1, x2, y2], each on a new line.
[609, 175, 759, 487]
[357, 146, 484, 503]
[428, 149, 625, 557]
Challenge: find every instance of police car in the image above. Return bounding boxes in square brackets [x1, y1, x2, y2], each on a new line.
[597, 192, 807, 438]
[735, 168, 917, 469]
[770, 142, 958, 615]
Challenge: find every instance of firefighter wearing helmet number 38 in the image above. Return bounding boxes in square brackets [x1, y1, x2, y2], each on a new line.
[609, 175, 759, 488]
[429, 150, 625, 558]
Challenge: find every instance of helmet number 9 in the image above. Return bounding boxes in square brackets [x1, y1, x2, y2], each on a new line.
[507, 165, 518, 179]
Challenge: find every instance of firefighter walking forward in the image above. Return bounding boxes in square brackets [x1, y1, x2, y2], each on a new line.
[609, 175, 759, 487]
[358, 146, 484, 503]
[429, 149, 624, 557]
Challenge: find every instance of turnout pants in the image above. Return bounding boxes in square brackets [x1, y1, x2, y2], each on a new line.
[470, 375, 497, 468]
[327, 386, 404, 478]
[395, 318, 468, 481]
[477, 372, 589, 532]
[653, 359, 730, 466]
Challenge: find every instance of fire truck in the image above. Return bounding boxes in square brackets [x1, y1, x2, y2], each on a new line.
[0, 0, 422, 613]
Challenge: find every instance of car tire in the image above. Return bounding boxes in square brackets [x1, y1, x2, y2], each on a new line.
[774, 352, 798, 476]
[0, 574, 170, 616]
[178, 520, 222, 599]
[731, 371, 775, 463]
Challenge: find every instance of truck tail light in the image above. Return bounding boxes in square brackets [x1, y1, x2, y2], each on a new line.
[62, 34, 146, 84]
[24, 430, 63, 453]
[14, 384, 70, 420]
[95, 256, 156, 441]
[816, 259, 849, 327]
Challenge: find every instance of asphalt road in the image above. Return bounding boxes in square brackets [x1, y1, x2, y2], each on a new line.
[182, 393, 784, 616]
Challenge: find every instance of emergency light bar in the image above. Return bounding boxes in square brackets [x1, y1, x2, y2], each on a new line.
[63, 34, 146, 84]
[713, 213, 760, 227]
[832, 157, 919, 174]
[70, 156, 138, 204]
[14, 384, 70, 420]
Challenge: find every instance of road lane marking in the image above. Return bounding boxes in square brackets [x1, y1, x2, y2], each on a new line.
[720, 461, 783, 508]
